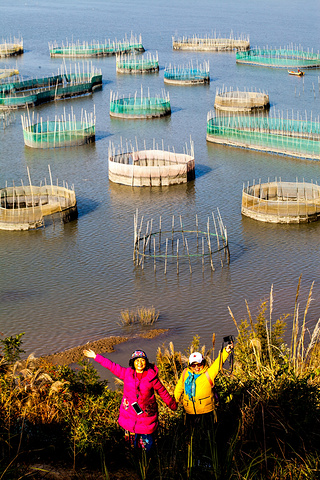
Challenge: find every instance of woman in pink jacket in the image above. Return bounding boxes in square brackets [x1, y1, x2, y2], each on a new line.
[83, 348, 177, 452]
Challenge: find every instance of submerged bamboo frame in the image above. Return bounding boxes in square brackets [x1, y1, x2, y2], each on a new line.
[133, 209, 230, 274]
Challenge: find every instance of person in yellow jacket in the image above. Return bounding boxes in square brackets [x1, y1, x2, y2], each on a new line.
[174, 343, 233, 432]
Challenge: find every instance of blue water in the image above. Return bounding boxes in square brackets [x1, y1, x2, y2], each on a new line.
[1, 0, 320, 359]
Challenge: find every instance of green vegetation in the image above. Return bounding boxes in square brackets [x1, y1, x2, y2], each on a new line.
[0, 280, 319, 479]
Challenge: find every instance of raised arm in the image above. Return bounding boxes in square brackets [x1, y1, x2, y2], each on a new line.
[83, 349, 127, 379]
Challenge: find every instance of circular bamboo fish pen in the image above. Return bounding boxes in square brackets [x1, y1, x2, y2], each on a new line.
[133, 209, 230, 274]
[214, 88, 269, 112]
[164, 61, 210, 85]
[21, 108, 95, 148]
[110, 88, 170, 119]
[172, 33, 249, 52]
[0, 63, 102, 109]
[242, 179, 320, 223]
[236, 45, 320, 68]
[206, 109, 320, 161]
[108, 139, 195, 187]
[0, 37, 23, 57]
[116, 52, 159, 74]
[0, 167, 77, 230]
[49, 34, 144, 57]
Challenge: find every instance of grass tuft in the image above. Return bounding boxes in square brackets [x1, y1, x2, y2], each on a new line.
[119, 307, 159, 326]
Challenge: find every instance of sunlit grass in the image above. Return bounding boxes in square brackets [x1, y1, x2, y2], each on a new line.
[119, 306, 159, 326]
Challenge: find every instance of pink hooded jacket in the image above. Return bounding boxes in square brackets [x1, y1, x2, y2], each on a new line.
[95, 354, 177, 434]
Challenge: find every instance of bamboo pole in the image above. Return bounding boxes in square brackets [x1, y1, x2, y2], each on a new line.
[171, 215, 174, 246]
[185, 238, 192, 274]
[164, 238, 168, 274]
[176, 238, 179, 275]
[180, 215, 185, 246]
[206, 219, 215, 271]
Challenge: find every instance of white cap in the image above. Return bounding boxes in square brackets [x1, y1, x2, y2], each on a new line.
[188, 352, 203, 365]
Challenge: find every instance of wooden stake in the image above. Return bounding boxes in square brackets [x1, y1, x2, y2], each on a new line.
[179, 215, 185, 246]
[176, 238, 179, 275]
[171, 215, 174, 246]
[185, 238, 192, 274]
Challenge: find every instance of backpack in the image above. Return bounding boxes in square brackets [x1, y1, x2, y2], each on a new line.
[182, 368, 220, 407]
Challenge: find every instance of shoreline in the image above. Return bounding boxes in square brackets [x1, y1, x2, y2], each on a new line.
[39, 329, 169, 366]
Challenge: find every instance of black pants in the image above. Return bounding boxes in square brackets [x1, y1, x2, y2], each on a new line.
[185, 411, 215, 435]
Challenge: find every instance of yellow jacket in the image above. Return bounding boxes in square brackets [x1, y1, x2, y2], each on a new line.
[174, 349, 229, 415]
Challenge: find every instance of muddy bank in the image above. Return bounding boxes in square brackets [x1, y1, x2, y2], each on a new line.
[40, 329, 169, 366]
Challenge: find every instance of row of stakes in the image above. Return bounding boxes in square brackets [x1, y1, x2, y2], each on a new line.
[133, 209, 230, 274]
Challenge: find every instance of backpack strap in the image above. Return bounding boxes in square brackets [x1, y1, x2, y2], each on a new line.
[205, 370, 214, 388]
[182, 368, 188, 383]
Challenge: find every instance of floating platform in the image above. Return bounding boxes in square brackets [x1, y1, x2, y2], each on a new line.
[110, 88, 170, 119]
[164, 61, 210, 85]
[214, 88, 269, 112]
[172, 33, 250, 52]
[0, 37, 23, 57]
[108, 139, 195, 187]
[242, 180, 320, 223]
[0, 64, 102, 109]
[206, 110, 320, 161]
[49, 34, 144, 57]
[116, 52, 159, 74]
[0, 167, 77, 230]
[236, 46, 320, 68]
[21, 108, 95, 148]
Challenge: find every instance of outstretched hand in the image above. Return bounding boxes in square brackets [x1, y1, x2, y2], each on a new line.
[225, 342, 234, 354]
[83, 348, 96, 359]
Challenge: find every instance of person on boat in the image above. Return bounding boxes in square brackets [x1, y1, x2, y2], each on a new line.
[83, 348, 177, 453]
[174, 342, 233, 433]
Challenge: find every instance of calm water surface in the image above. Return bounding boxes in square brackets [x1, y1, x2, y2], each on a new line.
[1, 0, 320, 359]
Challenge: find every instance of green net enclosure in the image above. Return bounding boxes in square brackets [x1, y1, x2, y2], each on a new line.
[110, 88, 170, 118]
[0, 37, 23, 57]
[164, 61, 210, 85]
[108, 139, 195, 186]
[21, 108, 95, 148]
[172, 32, 249, 51]
[0, 63, 102, 109]
[116, 52, 159, 74]
[236, 45, 320, 68]
[242, 179, 320, 223]
[49, 34, 144, 57]
[214, 87, 269, 112]
[0, 167, 77, 230]
[206, 110, 320, 160]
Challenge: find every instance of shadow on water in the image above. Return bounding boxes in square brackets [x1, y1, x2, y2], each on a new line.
[170, 106, 183, 114]
[0, 288, 42, 304]
[95, 130, 113, 141]
[77, 197, 100, 218]
[195, 164, 212, 178]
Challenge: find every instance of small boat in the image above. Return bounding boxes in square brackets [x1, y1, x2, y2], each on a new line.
[288, 69, 304, 76]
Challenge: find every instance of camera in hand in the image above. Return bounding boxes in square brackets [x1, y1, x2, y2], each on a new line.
[131, 402, 144, 415]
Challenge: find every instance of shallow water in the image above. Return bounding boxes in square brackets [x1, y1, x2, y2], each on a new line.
[1, 0, 320, 359]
